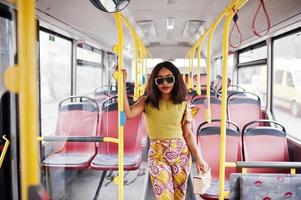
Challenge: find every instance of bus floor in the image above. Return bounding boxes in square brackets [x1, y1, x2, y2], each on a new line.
[49, 161, 203, 200]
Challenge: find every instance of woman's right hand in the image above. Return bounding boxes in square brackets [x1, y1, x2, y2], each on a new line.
[121, 69, 127, 83]
[196, 158, 209, 174]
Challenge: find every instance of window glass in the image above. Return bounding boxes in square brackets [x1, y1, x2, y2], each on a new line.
[40, 30, 72, 136]
[213, 55, 233, 76]
[239, 46, 267, 63]
[212, 55, 234, 88]
[274, 70, 284, 84]
[238, 65, 267, 107]
[273, 30, 301, 139]
[0, 17, 14, 95]
[76, 45, 103, 95]
[287, 72, 294, 87]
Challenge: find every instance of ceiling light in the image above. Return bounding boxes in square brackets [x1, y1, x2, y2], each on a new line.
[166, 17, 175, 30]
[183, 20, 205, 37]
[165, 0, 177, 4]
[137, 20, 157, 37]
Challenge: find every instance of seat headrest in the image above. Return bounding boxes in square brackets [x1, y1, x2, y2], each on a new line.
[59, 102, 97, 112]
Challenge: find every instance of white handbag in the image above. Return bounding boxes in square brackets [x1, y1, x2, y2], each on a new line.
[192, 168, 211, 195]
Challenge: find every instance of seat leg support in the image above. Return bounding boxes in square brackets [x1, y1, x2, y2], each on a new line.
[93, 170, 107, 200]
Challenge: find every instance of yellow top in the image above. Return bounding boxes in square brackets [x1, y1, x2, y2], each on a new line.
[145, 100, 191, 139]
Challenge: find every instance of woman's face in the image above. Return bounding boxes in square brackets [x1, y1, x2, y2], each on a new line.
[155, 67, 175, 95]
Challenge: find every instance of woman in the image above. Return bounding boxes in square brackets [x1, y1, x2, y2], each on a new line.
[122, 61, 208, 200]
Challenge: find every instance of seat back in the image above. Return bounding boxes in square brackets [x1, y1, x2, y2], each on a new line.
[97, 97, 143, 155]
[55, 100, 99, 154]
[228, 92, 261, 131]
[192, 97, 221, 135]
[242, 120, 289, 173]
[197, 120, 242, 180]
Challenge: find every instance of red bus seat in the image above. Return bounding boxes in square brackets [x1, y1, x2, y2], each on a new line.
[197, 120, 242, 199]
[228, 92, 261, 131]
[191, 97, 221, 135]
[242, 120, 289, 173]
[43, 96, 99, 169]
[90, 96, 145, 171]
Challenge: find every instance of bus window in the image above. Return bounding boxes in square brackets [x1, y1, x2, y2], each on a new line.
[239, 46, 267, 63]
[76, 43, 103, 95]
[238, 65, 267, 106]
[273, 30, 301, 139]
[39, 29, 72, 136]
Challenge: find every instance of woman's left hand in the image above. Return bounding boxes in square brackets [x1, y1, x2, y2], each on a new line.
[195, 158, 209, 174]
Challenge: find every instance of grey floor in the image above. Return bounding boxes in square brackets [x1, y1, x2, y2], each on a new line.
[57, 162, 203, 200]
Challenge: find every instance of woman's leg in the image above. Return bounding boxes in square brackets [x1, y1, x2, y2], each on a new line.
[170, 139, 192, 200]
[148, 141, 174, 199]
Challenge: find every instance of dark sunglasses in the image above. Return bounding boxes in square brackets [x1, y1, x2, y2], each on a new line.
[155, 76, 175, 85]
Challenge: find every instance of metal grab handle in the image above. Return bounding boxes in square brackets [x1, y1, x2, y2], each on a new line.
[236, 161, 301, 169]
[0, 135, 10, 168]
[38, 136, 118, 144]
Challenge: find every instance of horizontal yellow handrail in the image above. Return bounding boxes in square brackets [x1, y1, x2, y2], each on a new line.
[0, 135, 10, 168]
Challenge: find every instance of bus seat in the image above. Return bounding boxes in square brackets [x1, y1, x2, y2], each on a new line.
[91, 97, 144, 171]
[230, 173, 301, 200]
[43, 97, 99, 169]
[191, 97, 221, 135]
[242, 120, 289, 173]
[197, 120, 242, 199]
[228, 92, 261, 131]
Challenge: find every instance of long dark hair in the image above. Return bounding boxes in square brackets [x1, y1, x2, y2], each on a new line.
[145, 61, 188, 109]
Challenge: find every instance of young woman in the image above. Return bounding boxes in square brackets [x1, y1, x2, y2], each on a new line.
[122, 61, 208, 200]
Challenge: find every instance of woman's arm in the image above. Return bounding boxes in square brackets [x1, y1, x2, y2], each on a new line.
[122, 69, 145, 119]
[182, 123, 208, 173]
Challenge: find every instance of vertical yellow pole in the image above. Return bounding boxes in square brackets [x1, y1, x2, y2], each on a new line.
[196, 46, 201, 94]
[190, 46, 197, 90]
[219, 1, 247, 199]
[119, 14, 139, 100]
[142, 47, 147, 95]
[195, 32, 208, 95]
[17, 0, 40, 199]
[206, 13, 225, 123]
[218, 11, 231, 199]
[134, 41, 139, 100]
[113, 13, 124, 200]
[188, 51, 193, 90]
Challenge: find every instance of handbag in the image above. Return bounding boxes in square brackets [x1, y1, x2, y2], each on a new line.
[193, 168, 211, 195]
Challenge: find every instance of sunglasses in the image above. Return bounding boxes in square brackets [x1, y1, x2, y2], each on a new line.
[155, 76, 175, 85]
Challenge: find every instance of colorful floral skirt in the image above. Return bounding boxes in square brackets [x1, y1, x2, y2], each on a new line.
[148, 137, 192, 200]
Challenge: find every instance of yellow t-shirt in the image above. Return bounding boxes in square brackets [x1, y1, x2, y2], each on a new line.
[144, 100, 191, 139]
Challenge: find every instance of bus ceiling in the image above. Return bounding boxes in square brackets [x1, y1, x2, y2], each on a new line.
[34, 0, 301, 59]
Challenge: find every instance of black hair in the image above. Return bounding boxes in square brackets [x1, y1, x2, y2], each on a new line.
[145, 61, 187, 109]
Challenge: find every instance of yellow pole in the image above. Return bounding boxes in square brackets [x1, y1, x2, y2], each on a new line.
[16, 0, 40, 199]
[189, 44, 197, 90]
[195, 31, 209, 95]
[141, 47, 147, 95]
[218, 1, 247, 199]
[186, 49, 193, 90]
[113, 12, 124, 200]
[0, 136, 10, 168]
[206, 12, 225, 123]
[218, 11, 231, 200]
[119, 14, 141, 101]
